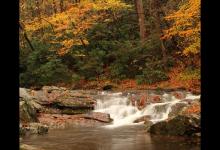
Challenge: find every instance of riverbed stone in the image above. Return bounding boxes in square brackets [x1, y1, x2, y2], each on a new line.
[149, 114, 200, 136]
[133, 115, 151, 123]
[171, 91, 186, 99]
[20, 123, 49, 136]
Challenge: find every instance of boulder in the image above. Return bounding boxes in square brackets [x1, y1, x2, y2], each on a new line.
[168, 102, 188, 118]
[20, 100, 39, 123]
[149, 114, 200, 136]
[81, 112, 113, 123]
[133, 115, 153, 130]
[20, 123, 49, 136]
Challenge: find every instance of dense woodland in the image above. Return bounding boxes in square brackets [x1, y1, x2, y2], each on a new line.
[19, 0, 200, 90]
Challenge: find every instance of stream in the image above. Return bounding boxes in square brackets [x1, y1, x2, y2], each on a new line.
[21, 90, 200, 150]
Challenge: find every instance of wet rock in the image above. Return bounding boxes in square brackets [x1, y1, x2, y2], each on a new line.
[20, 123, 49, 136]
[82, 112, 113, 123]
[168, 102, 188, 118]
[149, 114, 200, 136]
[149, 94, 162, 103]
[133, 115, 151, 123]
[172, 91, 186, 99]
[154, 104, 170, 113]
[180, 100, 200, 115]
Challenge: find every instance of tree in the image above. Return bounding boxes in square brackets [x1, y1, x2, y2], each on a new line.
[134, 0, 147, 43]
[161, 0, 200, 56]
[19, 22, 35, 51]
[150, 0, 168, 69]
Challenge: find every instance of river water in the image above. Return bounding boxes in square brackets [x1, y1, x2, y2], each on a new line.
[21, 90, 200, 150]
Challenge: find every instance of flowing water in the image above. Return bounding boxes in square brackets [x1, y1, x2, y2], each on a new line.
[94, 91, 200, 127]
[21, 90, 200, 150]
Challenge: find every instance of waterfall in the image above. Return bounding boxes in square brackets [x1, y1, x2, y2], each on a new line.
[94, 91, 200, 128]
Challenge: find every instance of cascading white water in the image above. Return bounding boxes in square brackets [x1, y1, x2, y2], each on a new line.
[94, 91, 200, 128]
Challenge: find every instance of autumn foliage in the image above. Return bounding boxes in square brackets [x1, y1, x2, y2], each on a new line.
[20, 0, 200, 91]
[162, 0, 200, 56]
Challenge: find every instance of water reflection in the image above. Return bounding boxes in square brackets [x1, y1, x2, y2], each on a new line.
[21, 125, 199, 150]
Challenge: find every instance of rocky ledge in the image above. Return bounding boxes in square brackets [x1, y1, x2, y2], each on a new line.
[19, 86, 113, 135]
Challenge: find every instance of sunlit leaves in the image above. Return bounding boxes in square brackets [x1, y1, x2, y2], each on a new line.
[161, 0, 200, 56]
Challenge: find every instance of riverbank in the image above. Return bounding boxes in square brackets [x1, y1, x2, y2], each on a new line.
[20, 87, 200, 150]
[20, 87, 200, 132]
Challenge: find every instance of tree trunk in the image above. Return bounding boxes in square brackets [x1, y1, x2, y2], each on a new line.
[135, 0, 147, 43]
[151, 0, 168, 69]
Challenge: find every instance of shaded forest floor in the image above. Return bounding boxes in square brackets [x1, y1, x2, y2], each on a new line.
[53, 65, 200, 94]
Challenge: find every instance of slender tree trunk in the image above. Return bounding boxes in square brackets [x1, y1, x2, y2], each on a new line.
[135, 0, 147, 43]
[19, 23, 35, 51]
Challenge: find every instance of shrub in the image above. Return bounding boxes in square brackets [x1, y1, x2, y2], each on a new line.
[135, 68, 169, 84]
[20, 42, 72, 87]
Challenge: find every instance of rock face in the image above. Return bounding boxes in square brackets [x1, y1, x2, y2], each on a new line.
[20, 87, 97, 115]
[149, 114, 200, 136]
[30, 86, 97, 115]
[20, 123, 49, 136]
[20, 100, 39, 123]
[20, 86, 113, 130]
